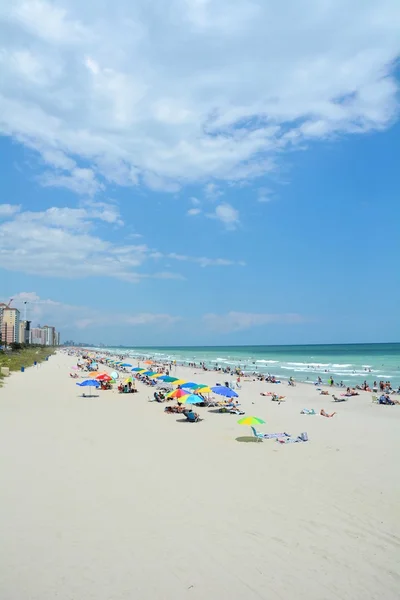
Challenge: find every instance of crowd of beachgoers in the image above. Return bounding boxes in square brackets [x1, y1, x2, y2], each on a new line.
[67, 348, 400, 419]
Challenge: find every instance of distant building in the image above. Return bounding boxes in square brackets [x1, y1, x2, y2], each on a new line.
[1, 307, 20, 344]
[18, 320, 31, 344]
[42, 325, 56, 346]
[30, 327, 46, 345]
[29, 325, 60, 346]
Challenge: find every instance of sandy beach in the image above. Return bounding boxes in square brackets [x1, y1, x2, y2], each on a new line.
[0, 352, 399, 600]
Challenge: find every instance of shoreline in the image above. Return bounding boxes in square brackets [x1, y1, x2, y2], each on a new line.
[81, 347, 400, 394]
[85, 342, 400, 388]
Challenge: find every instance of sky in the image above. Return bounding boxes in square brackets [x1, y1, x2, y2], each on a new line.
[0, 0, 400, 346]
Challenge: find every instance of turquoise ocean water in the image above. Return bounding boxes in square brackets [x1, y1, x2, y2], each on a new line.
[102, 343, 400, 387]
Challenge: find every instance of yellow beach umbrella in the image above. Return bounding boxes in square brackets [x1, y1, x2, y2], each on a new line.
[124, 377, 133, 384]
[171, 379, 187, 386]
[150, 373, 162, 379]
[197, 386, 212, 394]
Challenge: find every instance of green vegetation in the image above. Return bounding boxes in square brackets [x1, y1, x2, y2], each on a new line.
[0, 346, 56, 385]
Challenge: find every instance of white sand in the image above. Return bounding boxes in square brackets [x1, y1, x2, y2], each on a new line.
[0, 352, 399, 600]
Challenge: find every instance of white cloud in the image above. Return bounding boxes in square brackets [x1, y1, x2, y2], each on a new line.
[0, 204, 243, 280]
[0, 204, 21, 217]
[207, 203, 240, 230]
[187, 207, 201, 216]
[204, 183, 223, 200]
[155, 252, 244, 267]
[5, 0, 89, 44]
[204, 311, 306, 333]
[257, 187, 272, 203]
[8, 292, 179, 331]
[190, 197, 201, 206]
[39, 167, 104, 196]
[0, 0, 398, 194]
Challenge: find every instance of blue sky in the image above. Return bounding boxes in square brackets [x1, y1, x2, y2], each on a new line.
[0, 0, 399, 346]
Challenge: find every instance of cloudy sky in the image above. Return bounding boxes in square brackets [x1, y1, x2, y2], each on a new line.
[1, 0, 399, 345]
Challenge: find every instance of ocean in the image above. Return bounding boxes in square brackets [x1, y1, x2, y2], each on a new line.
[100, 343, 400, 388]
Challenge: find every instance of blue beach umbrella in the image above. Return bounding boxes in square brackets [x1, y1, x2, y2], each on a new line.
[181, 382, 199, 389]
[141, 371, 155, 376]
[180, 394, 203, 405]
[76, 379, 100, 396]
[211, 386, 238, 398]
[120, 363, 132, 367]
[131, 367, 144, 372]
[77, 380, 101, 388]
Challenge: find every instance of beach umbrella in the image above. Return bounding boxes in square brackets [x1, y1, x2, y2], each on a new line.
[180, 394, 203, 405]
[88, 371, 98, 377]
[180, 382, 199, 389]
[212, 386, 238, 398]
[111, 371, 119, 379]
[150, 373, 163, 379]
[96, 374, 112, 381]
[171, 379, 188, 386]
[131, 367, 145, 372]
[144, 360, 153, 365]
[120, 363, 132, 367]
[158, 376, 179, 383]
[167, 388, 189, 399]
[76, 379, 100, 396]
[238, 416, 265, 426]
[77, 379, 100, 387]
[124, 377, 133, 384]
[196, 386, 212, 394]
[141, 371, 156, 376]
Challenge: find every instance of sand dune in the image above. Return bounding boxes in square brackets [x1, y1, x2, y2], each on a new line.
[0, 352, 399, 599]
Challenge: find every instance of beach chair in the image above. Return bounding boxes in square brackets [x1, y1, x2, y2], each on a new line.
[250, 426, 264, 442]
[185, 411, 201, 423]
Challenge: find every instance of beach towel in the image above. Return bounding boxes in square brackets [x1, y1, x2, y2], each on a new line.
[263, 432, 291, 439]
[277, 432, 308, 444]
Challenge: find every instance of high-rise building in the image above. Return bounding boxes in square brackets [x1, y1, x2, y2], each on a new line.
[0, 307, 21, 344]
[30, 327, 47, 345]
[29, 325, 60, 346]
[42, 325, 56, 346]
[18, 320, 31, 344]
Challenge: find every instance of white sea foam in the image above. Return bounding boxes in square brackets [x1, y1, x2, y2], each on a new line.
[286, 362, 330, 367]
[256, 360, 279, 364]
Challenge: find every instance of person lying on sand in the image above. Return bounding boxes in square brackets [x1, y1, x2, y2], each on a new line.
[164, 405, 186, 413]
[320, 390, 329, 395]
[346, 387, 359, 396]
[320, 409, 336, 417]
[271, 394, 285, 402]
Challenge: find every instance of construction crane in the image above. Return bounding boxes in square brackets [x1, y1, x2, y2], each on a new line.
[6, 298, 13, 308]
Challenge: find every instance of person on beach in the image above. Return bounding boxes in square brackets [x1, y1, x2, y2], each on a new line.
[320, 409, 336, 417]
[379, 394, 399, 405]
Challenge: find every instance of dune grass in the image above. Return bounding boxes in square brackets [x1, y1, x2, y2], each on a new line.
[0, 347, 55, 385]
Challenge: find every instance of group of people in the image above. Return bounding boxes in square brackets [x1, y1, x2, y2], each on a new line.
[379, 393, 400, 405]
[117, 381, 137, 394]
